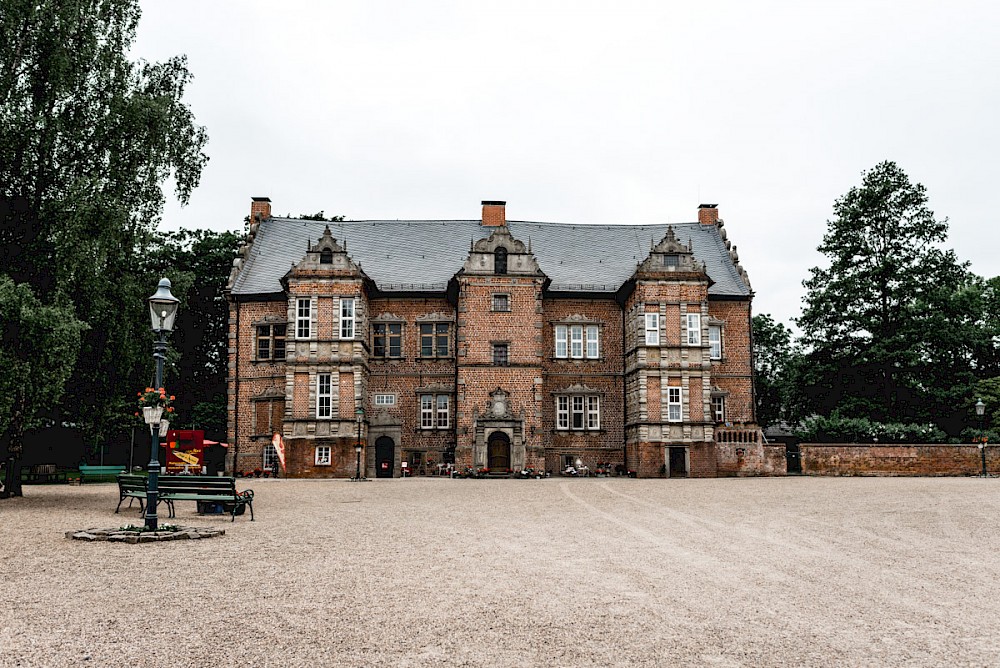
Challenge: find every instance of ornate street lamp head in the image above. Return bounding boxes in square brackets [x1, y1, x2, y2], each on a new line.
[976, 399, 986, 417]
[356, 406, 365, 424]
[148, 278, 180, 332]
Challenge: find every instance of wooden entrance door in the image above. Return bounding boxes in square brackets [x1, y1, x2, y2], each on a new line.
[487, 432, 511, 471]
[375, 436, 394, 478]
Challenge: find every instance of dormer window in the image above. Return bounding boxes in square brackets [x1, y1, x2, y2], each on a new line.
[320, 249, 333, 264]
[495, 247, 508, 275]
[664, 254, 679, 267]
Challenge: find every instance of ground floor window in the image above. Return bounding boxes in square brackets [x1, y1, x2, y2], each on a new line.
[420, 394, 450, 429]
[556, 395, 600, 430]
[315, 446, 331, 465]
[263, 444, 278, 469]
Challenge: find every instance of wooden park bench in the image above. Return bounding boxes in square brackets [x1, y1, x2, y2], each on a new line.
[115, 474, 254, 522]
[79, 465, 125, 483]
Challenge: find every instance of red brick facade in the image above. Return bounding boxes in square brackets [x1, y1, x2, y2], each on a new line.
[227, 201, 763, 478]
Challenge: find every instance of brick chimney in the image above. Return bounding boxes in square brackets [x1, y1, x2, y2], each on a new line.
[481, 200, 506, 227]
[698, 203, 719, 226]
[250, 196, 272, 222]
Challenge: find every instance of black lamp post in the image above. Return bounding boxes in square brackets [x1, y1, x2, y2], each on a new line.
[145, 278, 179, 530]
[976, 398, 987, 477]
[353, 406, 366, 481]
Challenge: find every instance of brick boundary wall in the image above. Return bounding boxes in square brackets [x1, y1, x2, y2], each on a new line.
[800, 443, 999, 476]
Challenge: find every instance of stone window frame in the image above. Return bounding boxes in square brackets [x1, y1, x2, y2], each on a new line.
[340, 298, 355, 339]
[419, 393, 450, 430]
[644, 313, 660, 346]
[685, 313, 701, 346]
[254, 319, 287, 361]
[371, 313, 406, 360]
[296, 298, 312, 340]
[494, 246, 508, 275]
[554, 384, 604, 432]
[418, 322, 451, 359]
[315, 445, 331, 466]
[491, 293, 510, 312]
[667, 386, 682, 422]
[552, 318, 602, 360]
[316, 373, 333, 419]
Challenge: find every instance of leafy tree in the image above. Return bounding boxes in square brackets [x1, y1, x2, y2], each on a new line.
[752, 313, 798, 429]
[145, 229, 241, 437]
[796, 161, 981, 435]
[0, 278, 86, 497]
[0, 0, 208, 463]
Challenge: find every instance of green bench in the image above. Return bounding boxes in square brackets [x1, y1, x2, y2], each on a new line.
[116, 474, 148, 513]
[80, 465, 125, 483]
[116, 474, 254, 522]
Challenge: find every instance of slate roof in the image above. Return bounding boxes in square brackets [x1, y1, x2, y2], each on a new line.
[231, 218, 750, 298]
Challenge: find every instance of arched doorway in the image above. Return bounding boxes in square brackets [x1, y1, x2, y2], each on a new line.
[375, 436, 395, 478]
[487, 432, 511, 471]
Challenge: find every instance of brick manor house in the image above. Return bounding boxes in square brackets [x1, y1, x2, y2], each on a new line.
[226, 199, 774, 478]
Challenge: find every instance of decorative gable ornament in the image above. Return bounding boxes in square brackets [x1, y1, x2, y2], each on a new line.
[282, 226, 365, 288]
[460, 225, 545, 277]
[635, 225, 711, 282]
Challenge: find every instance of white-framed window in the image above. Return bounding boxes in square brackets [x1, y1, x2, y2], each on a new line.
[557, 396, 569, 429]
[572, 396, 585, 429]
[263, 444, 278, 469]
[555, 324, 600, 359]
[686, 313, 701, 345]
[667, 386, 682, 422]
[492, 294, 510, 312]
[315, 445, 331, 465]
[340, 298, 355, 339]
[556, 395, 600, 431]
[420, 395, 434, 428]
[436, 395, 449, 428]
[709, 325, 722, 360]
[645, 313, 660, 345]
[317, 373, 332, 419]
[570, 325, 584, 359]
[587, 396, 600, 429]
[420, 394, 449, 429]
[711, 396, 726, 423]
[374, 393, 396, 406]
[586, 325, 600, 359]
[296, 298, 311, 339]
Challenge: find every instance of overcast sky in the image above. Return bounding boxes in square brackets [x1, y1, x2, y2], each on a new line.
[132, 1, 999, 329]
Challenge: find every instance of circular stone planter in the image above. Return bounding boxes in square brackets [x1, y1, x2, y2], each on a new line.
[65, 526, 224, 543]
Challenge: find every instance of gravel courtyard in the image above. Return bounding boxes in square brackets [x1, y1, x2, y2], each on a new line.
[2, 476, 999, 667]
